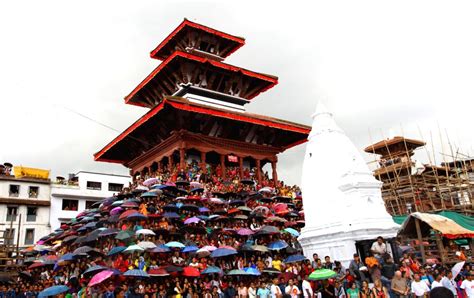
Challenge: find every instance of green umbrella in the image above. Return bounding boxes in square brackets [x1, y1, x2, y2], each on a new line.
[115, 230, 133, 240]
[308, 269, 337, 281]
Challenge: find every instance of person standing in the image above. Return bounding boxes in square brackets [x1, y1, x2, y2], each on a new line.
[270, 278, 282, 298]
[441, 271, 458, 297]
[285, 279, 301, 298]
[391, 271, 409, 298]
[461, 272, 474, 298]
[431, 273, 443, 289]
[411, 274, 430, 298]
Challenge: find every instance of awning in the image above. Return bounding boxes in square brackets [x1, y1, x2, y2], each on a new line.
[398, 212, 474, 239]
[393, 211, 474, 231]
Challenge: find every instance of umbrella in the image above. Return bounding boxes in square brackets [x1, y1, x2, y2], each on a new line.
[284, 254, 307, 263]
[199, 207, 210, 213]
[252, 245, 269, 253]
[267, 216, 287, 223]
[165, 241, 185, 248]
[201, 266, 223, 275]
[73, 246, 93, 255]
[262, 268, 281, 275]
[107, 246, 126, 256]
[124, 269, 149, 278]
[136, 229, 156, 236]
[201, 245, 217, 251]
[163, 265, 183, 273]
[163, 212, 180, 219]
[119, 210, 139, 220]
[240, 179, 255, 185]
[110, 207, 123, 215]
[283, 228, 300, 237]
[190, 182, 202, 188]
[38, 285, 69, 298]
[141, 191, 158, 198]
[211, 248, 237, 258]
[150, 245, 171, 253]
[148, 268, 169, 277]
[209, 198, 224, 204]
[137, 241, 157, 250]
[99, 228, 120, 237]
[308, 269, 337, 281]
[88, 270, 115, 287]
[237, 228, 254, 236]
[258, 225, 280, 234]
[182, 266, 200, 277]
[143, 178, 160, 186]
[58, 253, 75, 262]
[452, 261, 465, 279]
[115, 230, 133, 240]
[267, 240, 288, 251]
[127, 213, 147, 221]
[182, 245, 199, 253]
[122, 201, 139, 208]
[227, 269, 250, 276]
[124, 245, 145, 253]
[237, 206, 252, 212]
[184, 217, 202, 225]
[244, 267, 261, 276]
[196, 248, 211, 258]
[83, 265, 108, 276]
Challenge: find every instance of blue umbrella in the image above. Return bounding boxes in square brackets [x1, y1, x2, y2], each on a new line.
[83, 265, 108, 275]
[199, 207, 210, 213]
[182, 246, 199, 253]
[244, 267, 261, 276]
[190, 188, 204, 193]
[107, 246, 126, 256]
[210, 248, 238, 258]
[165, 241, 185, 248]
[201, 266, 223, 275]
[283, 228, 300, 237]
[151, 184, 167, 190]
[267, 240, 288, 251]
[163, 212, 180, 219]
[127, 213, 147, 220]
[141, 192, 158, 197]
[58, 253, 75, 262]
[284, 254, 307, 263]
[38, 285, 69, 297]
[124, 269, 149, 278]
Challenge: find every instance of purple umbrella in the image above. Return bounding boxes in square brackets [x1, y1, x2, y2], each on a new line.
[184, 217, 201, 225]
[237, 228, 254, 236]
[110, 207, 123, 215]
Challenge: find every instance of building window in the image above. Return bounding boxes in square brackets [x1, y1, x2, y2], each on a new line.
[85, 200, 97, 210]
[9, 185, 19, 197]
[28, 186, 39, 198]
[86, 181, 102, 190]
[24, 229, 34, 245]
[26, 207, 37, 222]
[4, 229, 14, 245]
[6, 207, 17, 222]
[62, 199, 78, 211]
[108, 183, 123, 192]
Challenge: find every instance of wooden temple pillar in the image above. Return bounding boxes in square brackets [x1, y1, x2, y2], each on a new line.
[271, 159, 278, 185]
[256, 159, 261, 184]
[220, 154, 226, 179]
[169, 154, 174, 170]
[239, 156, 244, 178]
[414, 218, 426, 263]
[179, 148, 186, 170]
[200, 151, 207, 172]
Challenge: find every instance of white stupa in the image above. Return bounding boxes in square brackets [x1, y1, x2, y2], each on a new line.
[298, 102, 399, 265]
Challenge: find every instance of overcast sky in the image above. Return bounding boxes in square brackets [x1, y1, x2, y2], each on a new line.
[1, 0, 473, 185]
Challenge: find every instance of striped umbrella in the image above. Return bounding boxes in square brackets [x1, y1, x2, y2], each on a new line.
[124, 269, 149, 278]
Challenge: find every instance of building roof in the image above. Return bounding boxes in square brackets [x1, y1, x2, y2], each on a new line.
[150, 19, 245, 61]
[398, 212, 474, 239]
[94, 97, 310, 164]
[364, 136, 426, 155]
[125, 51, 278, 108]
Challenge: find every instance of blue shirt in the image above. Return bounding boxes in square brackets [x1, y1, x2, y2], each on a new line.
[257, 288, 270, 297]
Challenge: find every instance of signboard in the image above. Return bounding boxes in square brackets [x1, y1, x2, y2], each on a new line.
[14, 166, 50, 179]
[227, 155, 238, 163]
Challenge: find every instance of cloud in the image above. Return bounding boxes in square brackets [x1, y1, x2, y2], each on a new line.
[1, 0, 473, 185]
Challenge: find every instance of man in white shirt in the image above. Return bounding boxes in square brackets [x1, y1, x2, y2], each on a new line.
[442, 271, 458, 297]
[270, 278, 283, 298]
[411, 274, 431, 297]
[285, 279, 301, 298]
[302, 278, 314, 298]
[461, 272, 474, 298]
[371, 236, 387, 261]
[431, 273, 443, 289]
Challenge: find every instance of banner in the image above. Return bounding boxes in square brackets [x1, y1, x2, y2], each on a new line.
[13, 166, 50, 179]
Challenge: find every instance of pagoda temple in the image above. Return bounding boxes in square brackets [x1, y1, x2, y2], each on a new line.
[94, 19, 311, 185]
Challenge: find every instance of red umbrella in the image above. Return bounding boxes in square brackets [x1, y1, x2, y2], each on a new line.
[28, 262, 45, 269]
[228, 208, 240, 214]
[182, 266, 200, 277]
[148, 268, 169, 277]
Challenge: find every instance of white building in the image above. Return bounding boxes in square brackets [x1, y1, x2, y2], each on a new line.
[50, 171, 131, 231]
[298, 102, 399, 265]
[0, 172, 51, 248]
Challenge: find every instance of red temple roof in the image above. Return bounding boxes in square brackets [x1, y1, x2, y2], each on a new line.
[150, 19, 245, 61]
[125, 51, 278, 108]
[94, 97, 310, 164]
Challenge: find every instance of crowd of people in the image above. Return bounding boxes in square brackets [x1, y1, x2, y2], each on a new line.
[9, 160, 473, 297]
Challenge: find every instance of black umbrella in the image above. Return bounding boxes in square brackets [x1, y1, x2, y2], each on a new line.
[180, 204, 199, 212]
[99, 228, 120, 237]
[240, 179, 255, 185]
